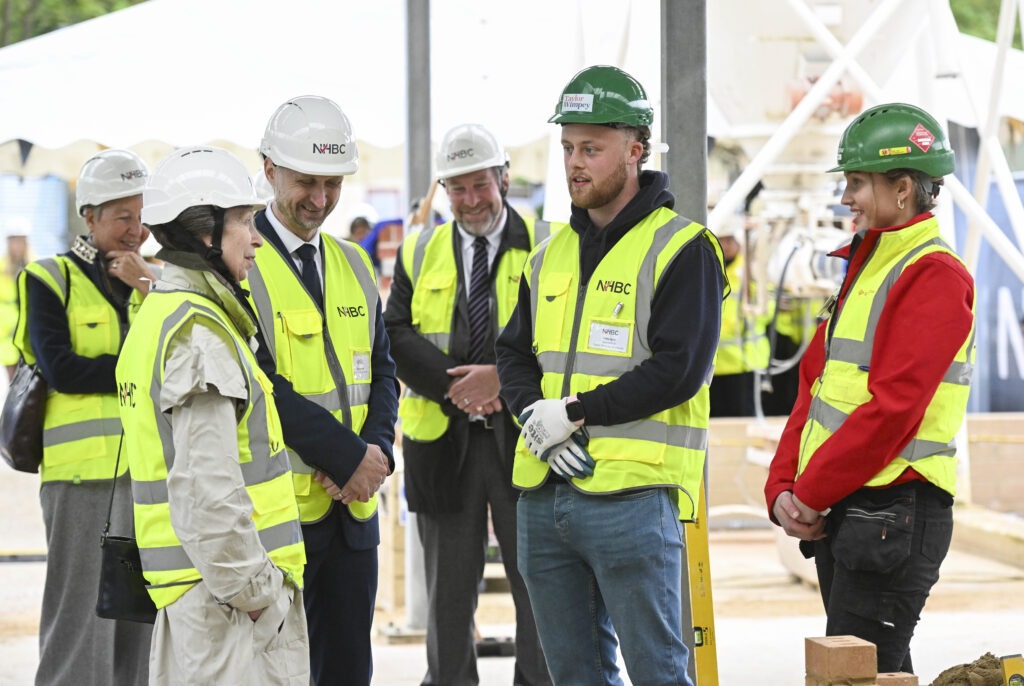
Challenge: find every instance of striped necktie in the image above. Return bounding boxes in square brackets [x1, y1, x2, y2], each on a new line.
[468, 236, 490, 363]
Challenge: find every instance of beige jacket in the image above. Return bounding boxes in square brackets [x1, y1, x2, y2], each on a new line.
[147, 264, 308, 686]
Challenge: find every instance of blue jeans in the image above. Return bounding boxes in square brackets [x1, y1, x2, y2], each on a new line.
[517, 482, 694, 686]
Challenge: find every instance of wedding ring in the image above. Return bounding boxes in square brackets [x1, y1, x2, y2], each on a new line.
[475, 406, 483, 412]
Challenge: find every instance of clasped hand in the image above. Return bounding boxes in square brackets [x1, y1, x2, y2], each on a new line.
[519, 398, 576, 458]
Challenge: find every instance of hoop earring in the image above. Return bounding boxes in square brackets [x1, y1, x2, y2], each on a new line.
[897, 197, 905, 210]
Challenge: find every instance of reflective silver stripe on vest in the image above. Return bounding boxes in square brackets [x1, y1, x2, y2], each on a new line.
[827, 238, 973, 387]
[527, 242, 553, 344]
[139, 299, 278, 478]
[245, 262, 277, 360]
[303, 390, 343, 414]
[36, 257, 69, 303]
[534, 220, 552, 244]
[589, 421, 708, 451]
[329, 236, 380, 350]
[43, 417, 121, 447]
[349, 383, 371, 407]
[422, 332, 449, 350]
[139, 518, 303, 573]
[633, 216, 695, 355]
[132, 478, 168, 506]
[411, 224, 440, 283]
[807, 394, 957, 461]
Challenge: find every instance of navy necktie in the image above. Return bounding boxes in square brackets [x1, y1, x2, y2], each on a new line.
[295, 243, 324, 311]
[468, 236, 490, 363]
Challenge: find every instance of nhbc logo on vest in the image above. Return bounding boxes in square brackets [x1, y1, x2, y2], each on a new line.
[312, 143, 347, 155]
[337, 305, 366, 318]
[594, 280, 632, 295]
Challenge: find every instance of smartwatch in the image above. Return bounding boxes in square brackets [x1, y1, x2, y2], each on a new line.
[565, 398, 585, 423]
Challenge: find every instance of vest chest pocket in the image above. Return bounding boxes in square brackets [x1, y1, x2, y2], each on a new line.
[69, 305, 115, 357]
[534, 272, 573, 352]
[278, 309, 331, 395]
[412, 271, 457, 343]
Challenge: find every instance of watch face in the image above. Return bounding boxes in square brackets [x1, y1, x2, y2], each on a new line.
[566, 401, 585, 422]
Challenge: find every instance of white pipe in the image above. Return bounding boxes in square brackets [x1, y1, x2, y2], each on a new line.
[983, 133, 1024, 249]
[963, 0, 1019, 271]
[783, 0, 882, 98]
[707, 0, 906, 230]
[946, 174, 1024, 283]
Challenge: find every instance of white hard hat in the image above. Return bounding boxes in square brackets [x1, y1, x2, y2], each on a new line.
[139, 234, 161, 258]
[76, 149, 148, 216]
[1, 216, 31, 238]
[252, 167, 275, 204]
[260, 95, 359, 176]
[142, 147, 260, 226]
[436, 123, 507, 181]
[715, 214, 745, 240]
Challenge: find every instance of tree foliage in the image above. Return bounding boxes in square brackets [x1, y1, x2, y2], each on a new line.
[951, 0, 1022, 49]
[0, 0, 146, 47]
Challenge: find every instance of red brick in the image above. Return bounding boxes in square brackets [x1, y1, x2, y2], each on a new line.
[806, 635, 878, 681]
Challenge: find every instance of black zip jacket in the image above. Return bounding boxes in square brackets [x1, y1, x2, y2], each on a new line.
[495, 170, 725, 427]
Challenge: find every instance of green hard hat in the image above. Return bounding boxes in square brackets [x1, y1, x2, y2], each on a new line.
[548, 65, 654, 127]
[829, 103, 955, 177]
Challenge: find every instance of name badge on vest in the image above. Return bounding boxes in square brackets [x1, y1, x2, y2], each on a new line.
[352, 350, 371, 381]
[586, 318, 632, 356]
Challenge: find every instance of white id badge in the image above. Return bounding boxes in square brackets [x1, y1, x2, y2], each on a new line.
[587, 320, 631, 355]
[352, 350, 371, 381]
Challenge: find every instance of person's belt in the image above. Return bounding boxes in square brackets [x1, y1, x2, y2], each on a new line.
[468, 416, 493, 430]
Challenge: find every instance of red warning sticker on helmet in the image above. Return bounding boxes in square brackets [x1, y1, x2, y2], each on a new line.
[909, 123, 935, 153]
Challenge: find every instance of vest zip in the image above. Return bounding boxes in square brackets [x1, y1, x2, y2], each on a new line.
[321, 320, 353, 430]
[799, 239, 879, 470]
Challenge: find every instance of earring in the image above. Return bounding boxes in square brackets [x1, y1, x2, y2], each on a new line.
[897, 197, 905, 210]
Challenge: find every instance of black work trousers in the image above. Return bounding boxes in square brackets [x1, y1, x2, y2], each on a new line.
[810, 480, 954, 673]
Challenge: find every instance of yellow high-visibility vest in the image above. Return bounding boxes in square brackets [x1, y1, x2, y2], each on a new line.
[715, 255, 772, 375]
[517, 208, 726, 521]
[116, 289, 304, 609]
[397, 218, 555, 442]
[244, 235, 379, 523]
[15, 257, 143, 483]
[797, 216, 975, 495]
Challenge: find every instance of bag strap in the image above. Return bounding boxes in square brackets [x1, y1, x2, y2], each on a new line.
[101, 431, 126, 543]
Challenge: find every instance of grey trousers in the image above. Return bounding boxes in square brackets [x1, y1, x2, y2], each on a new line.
[416, 424, 551, 686]
[36, 478, 151, 686]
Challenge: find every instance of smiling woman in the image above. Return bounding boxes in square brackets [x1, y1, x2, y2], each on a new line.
[15, 148, 155, 685]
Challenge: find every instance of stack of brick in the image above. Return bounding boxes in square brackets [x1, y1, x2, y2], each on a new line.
[805, 636, 919, 686]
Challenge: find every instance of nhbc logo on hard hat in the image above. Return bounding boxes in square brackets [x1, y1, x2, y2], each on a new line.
[120, 169, 146, 181]
[447, 148, 474, 162]
[312, 143, 348, 155]
[562, 94, 594, 112]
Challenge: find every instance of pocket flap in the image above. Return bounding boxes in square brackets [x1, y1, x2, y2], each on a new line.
[72, 305, 110, 328]
[281, 310, 322, 338]
[420, 271, 455, 292]
[541, 272, 573, 300]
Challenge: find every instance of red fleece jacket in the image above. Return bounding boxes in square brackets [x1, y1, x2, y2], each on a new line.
[765, 213, 975, 517]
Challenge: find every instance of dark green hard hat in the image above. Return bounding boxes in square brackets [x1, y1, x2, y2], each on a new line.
[548, 65, 654, 127]
[829, 103, 955, 177]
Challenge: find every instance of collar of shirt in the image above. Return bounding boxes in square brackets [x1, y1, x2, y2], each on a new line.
[266, 202, 323, 279]
[456, 207, 506, 285]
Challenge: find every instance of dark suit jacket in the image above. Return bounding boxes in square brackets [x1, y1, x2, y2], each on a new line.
[384, 206, 532, 513]
[251, 210, 399, 549]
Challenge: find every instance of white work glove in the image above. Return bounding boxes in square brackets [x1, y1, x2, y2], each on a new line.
[518, 398, 576, 459]
[543, 431, 595, 479]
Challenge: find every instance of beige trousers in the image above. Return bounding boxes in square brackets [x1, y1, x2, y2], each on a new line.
[148, 580, 309, 685]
